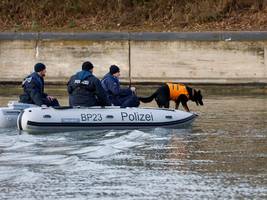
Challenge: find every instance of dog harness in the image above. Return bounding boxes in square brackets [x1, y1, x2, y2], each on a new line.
[167, 83, 189, 101]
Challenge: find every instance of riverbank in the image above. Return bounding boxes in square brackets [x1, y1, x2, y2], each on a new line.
[1, 0, 267, 32]
[1, 84, 266, 98]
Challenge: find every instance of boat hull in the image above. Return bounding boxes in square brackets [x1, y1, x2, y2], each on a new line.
[18, 106, 197, 133]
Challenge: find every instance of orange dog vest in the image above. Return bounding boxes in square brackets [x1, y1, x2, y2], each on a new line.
[167, 83, 189, 101]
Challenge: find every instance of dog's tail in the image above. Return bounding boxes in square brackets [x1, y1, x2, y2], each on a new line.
[138, 92, 157, 103]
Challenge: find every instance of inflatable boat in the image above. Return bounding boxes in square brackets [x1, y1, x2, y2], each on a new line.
[0, 101, 36, 128]
[18, 106, 197, 133]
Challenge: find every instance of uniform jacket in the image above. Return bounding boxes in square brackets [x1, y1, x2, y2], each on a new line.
[67, 70, 110, 107]
[101, 73, 133, 106]
[19, 72, 47, 106]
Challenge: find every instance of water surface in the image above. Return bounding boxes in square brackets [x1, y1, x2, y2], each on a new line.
[0, 87, 266, 199]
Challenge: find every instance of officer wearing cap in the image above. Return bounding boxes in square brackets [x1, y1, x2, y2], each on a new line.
[67, 61, 110, 107]
[101, 65, 140, 108]
[19, 63, 60, 106]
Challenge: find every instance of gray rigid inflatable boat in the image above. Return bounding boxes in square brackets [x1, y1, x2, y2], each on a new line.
[17, 106, 197, 134]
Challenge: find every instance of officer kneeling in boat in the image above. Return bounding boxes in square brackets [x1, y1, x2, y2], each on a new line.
[67, 61, 110, 107]
[19, 63, 60, 107]
[101, 65, 140, 108]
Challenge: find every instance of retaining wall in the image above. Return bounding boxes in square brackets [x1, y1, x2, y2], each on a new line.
[0, 32, 266, 84]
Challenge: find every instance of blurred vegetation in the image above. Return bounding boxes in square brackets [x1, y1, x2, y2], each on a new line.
[0, 0, 267, 31]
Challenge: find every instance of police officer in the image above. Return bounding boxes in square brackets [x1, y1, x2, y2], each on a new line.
[19, 63, 60, 106]
[67, 61, 110, 107]
[101, 65, 140, 108]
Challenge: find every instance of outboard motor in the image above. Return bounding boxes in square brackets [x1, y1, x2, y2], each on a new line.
[0, 107, 21, 128]
[0, 101, 36, 128]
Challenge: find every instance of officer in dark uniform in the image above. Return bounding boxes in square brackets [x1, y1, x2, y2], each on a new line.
[67, 61, 110, 107]
[101, 65, 140, 108]
[19, 63, 60, 106]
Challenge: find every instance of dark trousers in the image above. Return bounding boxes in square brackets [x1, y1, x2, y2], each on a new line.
[120, 95, 140, 108]
[42, 98, 60, 107]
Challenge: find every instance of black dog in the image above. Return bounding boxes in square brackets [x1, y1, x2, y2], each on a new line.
[139, 83, 203, 112]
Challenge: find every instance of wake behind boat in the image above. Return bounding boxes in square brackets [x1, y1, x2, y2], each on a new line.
[17, 106, 197, 133]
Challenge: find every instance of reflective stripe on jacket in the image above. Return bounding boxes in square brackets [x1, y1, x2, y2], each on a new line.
[167, 83, 189, 101]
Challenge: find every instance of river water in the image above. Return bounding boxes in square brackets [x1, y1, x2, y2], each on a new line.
[0, 86, 266, 199]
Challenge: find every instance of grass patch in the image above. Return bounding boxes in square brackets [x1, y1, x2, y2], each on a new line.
[1, 0, 266, 31]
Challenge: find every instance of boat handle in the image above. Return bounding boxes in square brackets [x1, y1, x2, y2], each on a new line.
[165, 115, 173, 119]
[43, 114, 52, 118]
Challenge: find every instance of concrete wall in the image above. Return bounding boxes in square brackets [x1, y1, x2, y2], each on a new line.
[0, 32, 267, 84]
[0, 38, 129, 83]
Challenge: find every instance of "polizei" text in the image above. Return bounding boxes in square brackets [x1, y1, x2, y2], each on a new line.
[121, 112, 153, 121]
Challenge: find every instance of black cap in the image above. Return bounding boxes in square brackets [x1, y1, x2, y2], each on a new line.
[109, 65, 120, 75]
[34, 63, 46, 72]
[82, 61, 94, 71]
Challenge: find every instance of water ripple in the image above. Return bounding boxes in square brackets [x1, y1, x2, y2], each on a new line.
[0, 95, 266, 199]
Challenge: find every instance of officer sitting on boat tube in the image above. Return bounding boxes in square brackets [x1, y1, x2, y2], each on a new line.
[101, 65, 140, 108]
[19, 63, 60, 107]
[67, 61, 110, 107]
